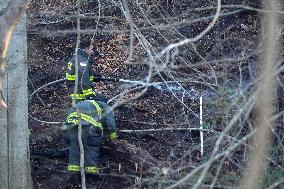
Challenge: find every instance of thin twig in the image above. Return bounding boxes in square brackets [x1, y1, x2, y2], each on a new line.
[31, 9, 243, 36]
[74, 0, 86, 188]
[120, 0, 135, 64]
[158, 0, 221, 57]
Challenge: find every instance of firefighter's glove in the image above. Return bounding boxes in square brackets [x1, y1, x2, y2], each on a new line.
[109, 131, 118, 141]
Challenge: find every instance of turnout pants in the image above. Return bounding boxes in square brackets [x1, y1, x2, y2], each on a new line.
[65, 124, 101, 174]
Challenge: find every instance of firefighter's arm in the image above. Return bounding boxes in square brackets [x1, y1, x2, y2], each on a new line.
[92, 72, 103, 82]
[103, 117, 118, 141]
[93, 75, 120, 82]
[61, 107, 78, 131]
[99, 102, 117, 140]
[90, 63, 118, 82]
[65, 58, 75, 81]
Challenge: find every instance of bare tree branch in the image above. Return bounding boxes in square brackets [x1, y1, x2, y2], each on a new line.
[158, 0, 221, 57]
[73, 1, 86, 188]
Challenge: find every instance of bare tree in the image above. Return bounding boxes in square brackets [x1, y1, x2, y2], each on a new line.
[241, 1, 280, 189]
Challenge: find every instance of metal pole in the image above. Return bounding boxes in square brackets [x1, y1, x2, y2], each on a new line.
[200, 95, 204, 156]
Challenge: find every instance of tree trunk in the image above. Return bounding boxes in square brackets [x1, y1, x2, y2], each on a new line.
[0, 0, 32, 188]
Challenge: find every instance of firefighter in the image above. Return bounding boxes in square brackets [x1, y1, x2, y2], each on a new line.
[63, 99, 118, 175]
[65, 45, 118, 103]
